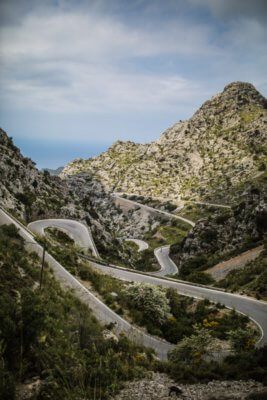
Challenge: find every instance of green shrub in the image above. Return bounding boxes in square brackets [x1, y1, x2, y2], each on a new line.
[187, 271, 214, 285]
[179, 255, 208, 277]
[200, 228, 217, 242]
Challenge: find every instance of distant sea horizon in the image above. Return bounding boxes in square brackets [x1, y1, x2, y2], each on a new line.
[14, 137, 112, 170]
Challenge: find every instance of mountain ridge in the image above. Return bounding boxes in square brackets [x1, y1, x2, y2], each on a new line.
[61, 81, 267, 201]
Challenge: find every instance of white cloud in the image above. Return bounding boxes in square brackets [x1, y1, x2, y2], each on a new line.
[0, 1, 266, 119]
[0, 62, 204, 113]
[0, 7, 217, 114]
[0, 9, 216, 62]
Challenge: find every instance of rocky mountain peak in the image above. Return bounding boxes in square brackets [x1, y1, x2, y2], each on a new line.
[62, 81, 266, 201]
[210, 81, 267, 108]
[222, 81, 266, 104]
[176, 81, 267, 142]
[193, 81, 265, 118]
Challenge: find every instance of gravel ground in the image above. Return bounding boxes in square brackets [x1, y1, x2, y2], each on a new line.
[112, 372, 266, 400]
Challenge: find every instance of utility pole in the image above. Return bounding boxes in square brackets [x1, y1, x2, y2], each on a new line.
[40, 244, 46, 289]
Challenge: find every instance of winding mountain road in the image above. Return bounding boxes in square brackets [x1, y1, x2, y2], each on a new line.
[26, 217, 267, 350]
[1, 206, 266, 360]
[28, 218, 99, 258]
[112, 194, 195, 227]
[154, 246, 178, 276]
[0, 208, 172, 359]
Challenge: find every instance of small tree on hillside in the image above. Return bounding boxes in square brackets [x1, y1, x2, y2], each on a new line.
[123, 282, 170, 326]
[228, 327, 256, 352]
[168, 325, 213, 364]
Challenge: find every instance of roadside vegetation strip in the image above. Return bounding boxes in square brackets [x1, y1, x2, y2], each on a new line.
[0, 207, 36, 243]
[79, 253, 244, 296]
[125, 238, 149, 252]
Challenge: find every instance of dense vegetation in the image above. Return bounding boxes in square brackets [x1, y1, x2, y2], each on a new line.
[35, 232, 257, 346]
[177, 203, 225, 223]
[164, 320, 267, 386]
[0, 224, 154, 399]
[45, 227, 74, 245]
[1, 223, 266, 399]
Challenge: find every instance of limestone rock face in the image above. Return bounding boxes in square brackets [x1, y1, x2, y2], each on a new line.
[64, 171, 163, 266]
[61, 82, 267, 202]
[0, 128, 159, 264]
[0, 129, 79, 221]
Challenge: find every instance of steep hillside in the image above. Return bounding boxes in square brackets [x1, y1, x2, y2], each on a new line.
[171, 187, 266, 260]
[0, 128, 163, 265]
[0, 129, 80, 222]
[0, 223, 153, 399]
[0, 130, 143, 266]
[62, 82, 267, 202]
[170, 178, 267, 290]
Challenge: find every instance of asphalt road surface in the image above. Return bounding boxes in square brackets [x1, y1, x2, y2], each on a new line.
[154, 246, 178, 276]
[190, 201, 231, 209]
[28, 218, 99, 257]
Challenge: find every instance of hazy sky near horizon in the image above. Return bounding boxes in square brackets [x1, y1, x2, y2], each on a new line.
[0, 0, 266, 168]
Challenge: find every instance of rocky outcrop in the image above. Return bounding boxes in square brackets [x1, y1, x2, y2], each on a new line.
[65, 171, 162, 266]
[171, 189, 267, 268]
[0, 129, 80, 222]
[62, 82, 267, 202]
[112, 372, 265, 400]
[0, 128, 159, 265]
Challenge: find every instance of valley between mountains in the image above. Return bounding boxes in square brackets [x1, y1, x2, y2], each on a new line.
[1, 81, 267, 399]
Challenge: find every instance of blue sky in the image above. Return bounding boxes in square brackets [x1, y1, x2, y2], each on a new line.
[0, 0, 266, 169]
